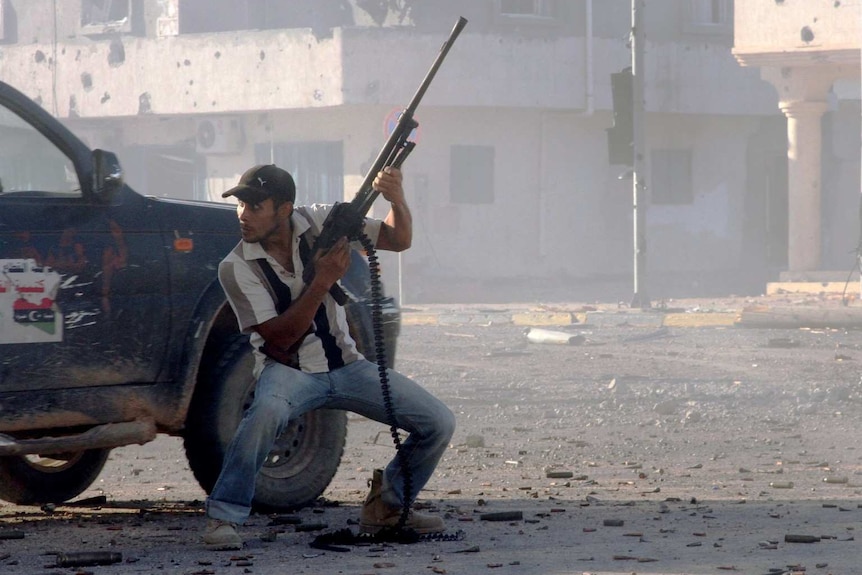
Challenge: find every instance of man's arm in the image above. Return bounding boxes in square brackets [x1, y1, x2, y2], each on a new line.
[254, 236, 351, 351]
[373, 167, 412, 252]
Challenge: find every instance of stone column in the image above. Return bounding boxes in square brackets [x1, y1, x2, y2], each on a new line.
[779, 100, 829, 272]
[760, 65, 835, 274]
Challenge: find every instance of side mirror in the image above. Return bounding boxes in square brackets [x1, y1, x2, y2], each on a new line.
[92, 149, 124, 202]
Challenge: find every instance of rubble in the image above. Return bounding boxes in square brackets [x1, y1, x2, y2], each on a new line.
[1, 319, 861, 573]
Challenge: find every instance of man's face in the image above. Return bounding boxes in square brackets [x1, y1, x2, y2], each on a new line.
[236, 198, 291, 244]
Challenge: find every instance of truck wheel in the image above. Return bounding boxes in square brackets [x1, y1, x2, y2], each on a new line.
[184, 334, 347, 512]
[0, 450, 111, 505]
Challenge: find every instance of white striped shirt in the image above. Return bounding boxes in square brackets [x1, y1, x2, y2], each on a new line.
[218, 204, 383, 378]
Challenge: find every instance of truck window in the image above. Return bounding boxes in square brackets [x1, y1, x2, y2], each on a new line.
[0, 106, 80, 197]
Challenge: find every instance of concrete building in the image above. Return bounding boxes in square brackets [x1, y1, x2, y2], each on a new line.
[733, 0, 861, 283]
[0, 0, 858, 303]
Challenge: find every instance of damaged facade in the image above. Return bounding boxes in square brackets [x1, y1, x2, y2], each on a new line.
[733, 0, 861, 281]
[0, 0, 859, 302]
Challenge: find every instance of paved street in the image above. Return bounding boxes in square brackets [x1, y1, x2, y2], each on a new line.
[1, 297, 861, 574]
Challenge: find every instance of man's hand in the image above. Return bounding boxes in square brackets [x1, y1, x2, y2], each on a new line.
[256, 238, 350, 354]
[310, 236, 350, 290]
[373, 167, 405, 206]
[375, 167, 412, 252]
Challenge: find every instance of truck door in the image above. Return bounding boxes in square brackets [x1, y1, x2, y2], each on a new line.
[0, 96, 168, 390]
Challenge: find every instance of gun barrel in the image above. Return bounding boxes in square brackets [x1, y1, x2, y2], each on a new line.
[349, 16, 467, 217]
[403, 16, 468, 117]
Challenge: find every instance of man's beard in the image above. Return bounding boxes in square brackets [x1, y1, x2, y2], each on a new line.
[243, 218, 282, 244]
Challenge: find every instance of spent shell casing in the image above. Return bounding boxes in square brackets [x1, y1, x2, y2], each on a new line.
[55, 551, 122, 567]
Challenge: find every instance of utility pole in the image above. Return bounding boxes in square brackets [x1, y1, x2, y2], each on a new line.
[630, 0, 649, 309]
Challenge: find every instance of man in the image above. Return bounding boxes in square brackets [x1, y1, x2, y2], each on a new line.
[204, 164, 455, 550]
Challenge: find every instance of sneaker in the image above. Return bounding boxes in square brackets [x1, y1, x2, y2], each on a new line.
[359, 469, 444, 535]
[203, 518, 242, 550]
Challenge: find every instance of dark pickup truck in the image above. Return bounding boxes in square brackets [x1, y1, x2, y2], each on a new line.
[0, 80, 398, 510]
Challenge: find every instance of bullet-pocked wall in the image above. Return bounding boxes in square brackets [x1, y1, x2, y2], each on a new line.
[0, 0, 858, 301]
[734, 0, 861, 278]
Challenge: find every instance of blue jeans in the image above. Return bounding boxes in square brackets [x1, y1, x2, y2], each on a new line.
[206, 359, 456, 525]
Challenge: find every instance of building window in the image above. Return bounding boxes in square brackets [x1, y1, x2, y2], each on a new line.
[450, 145, 494, 205]
[260, 141, 344, 205]
[0, 0, 18, 44]
[81, 0, 132, 34]
[650, 149, 692, 205]
[684, 0, 732, 35]
[500, 0, 552, 17]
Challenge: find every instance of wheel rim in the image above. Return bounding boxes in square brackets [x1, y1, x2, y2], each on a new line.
[238, 382, 318, 481]
[23, 453, 84, 473]
[261, 418, 315, 479]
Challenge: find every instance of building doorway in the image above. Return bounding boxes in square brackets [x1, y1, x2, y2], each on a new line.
[742, 117, 788, 287]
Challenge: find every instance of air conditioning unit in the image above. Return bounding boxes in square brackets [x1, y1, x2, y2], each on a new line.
[196, 117, 244, 155]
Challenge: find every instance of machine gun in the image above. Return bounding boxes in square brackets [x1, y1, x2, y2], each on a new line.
[305, 16, 467, 304]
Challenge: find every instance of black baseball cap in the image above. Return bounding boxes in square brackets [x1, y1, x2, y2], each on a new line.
[222, 164, 296, 205]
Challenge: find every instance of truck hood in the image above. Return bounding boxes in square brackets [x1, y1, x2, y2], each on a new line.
[144, 195, 240, 238]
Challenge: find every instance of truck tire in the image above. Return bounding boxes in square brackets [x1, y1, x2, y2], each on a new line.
[0, 449, 111, 505]
[184, 334, 347, 512]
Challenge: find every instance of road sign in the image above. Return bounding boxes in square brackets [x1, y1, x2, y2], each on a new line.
[383, 107, 421, 143]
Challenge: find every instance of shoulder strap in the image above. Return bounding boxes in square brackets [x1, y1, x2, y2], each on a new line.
[254, 207, 350, 310]
[295, 206, 350, 306]
[254, 216, 314, 314]
[256, 258, 291, 314]
[298, 233, 312, 268]
[255, 256, 312, 369]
